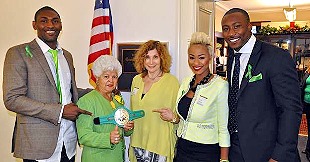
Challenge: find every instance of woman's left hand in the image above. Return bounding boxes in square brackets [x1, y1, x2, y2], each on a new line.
[124, 121, 134, 132]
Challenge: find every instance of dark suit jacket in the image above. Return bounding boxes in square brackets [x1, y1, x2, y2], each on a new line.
[301, 72, 310, 103]
[3, 39, 79, 159]
[227, 40, 302, 162]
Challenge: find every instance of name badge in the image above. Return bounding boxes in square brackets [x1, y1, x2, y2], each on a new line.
[132, 87, 139, 95]
[197, 95, 208, 106]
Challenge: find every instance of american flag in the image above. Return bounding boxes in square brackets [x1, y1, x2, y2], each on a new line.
[88, 0, 114, 87]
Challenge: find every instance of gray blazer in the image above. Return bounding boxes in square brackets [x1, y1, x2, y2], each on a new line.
[3, 39, 79, 159]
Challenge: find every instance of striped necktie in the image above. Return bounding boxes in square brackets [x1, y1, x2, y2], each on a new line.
[48, 49, 62, 103]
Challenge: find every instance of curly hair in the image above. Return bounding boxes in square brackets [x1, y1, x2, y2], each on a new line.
[133, 40, 171, 77]
[189, 32, 213, 55]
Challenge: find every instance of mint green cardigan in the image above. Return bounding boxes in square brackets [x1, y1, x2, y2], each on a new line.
[176, 75, 230, 147]
[76, 90, 132, 162]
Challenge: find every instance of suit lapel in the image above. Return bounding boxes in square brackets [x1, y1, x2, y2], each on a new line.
[29, 40, 57, 90]
[237, 40, 262, 98]
[227, 47, 234, 85]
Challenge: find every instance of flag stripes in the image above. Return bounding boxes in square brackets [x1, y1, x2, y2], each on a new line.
[88, 0, 113, 87]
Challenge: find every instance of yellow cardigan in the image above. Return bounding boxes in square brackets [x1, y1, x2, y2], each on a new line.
[176, 75, 230, 147]
[129, 73, 179, 162]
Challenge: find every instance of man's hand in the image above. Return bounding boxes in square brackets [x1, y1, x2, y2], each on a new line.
[62, 103, 92, 121]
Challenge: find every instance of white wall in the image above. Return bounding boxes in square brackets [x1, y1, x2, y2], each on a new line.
[0, 0, 180, 162]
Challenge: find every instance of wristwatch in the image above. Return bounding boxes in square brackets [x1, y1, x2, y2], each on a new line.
[93, 106, 145, 127]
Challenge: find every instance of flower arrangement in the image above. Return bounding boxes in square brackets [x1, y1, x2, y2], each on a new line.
[259, 24, 310, 35]
[259, 24, 278, 35]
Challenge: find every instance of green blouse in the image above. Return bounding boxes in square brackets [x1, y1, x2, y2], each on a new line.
[76, 90, 132, 162]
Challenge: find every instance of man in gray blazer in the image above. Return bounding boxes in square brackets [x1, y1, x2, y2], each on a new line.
[3, 6, 92, 162]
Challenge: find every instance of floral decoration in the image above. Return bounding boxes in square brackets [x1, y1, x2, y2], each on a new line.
[259, 24, 310, 35]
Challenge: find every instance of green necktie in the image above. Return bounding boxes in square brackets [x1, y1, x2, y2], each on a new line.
[48, 49, 62, 103]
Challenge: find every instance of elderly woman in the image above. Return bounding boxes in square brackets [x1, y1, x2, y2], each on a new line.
[129, 40, 179, 162]
[76, 55, 134, 162]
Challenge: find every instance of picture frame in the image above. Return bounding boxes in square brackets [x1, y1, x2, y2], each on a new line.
[117, 43, 141, 92]
[117, 42, 168, 92]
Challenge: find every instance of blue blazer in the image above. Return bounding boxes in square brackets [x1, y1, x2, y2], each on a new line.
[227, 40, 302, 162]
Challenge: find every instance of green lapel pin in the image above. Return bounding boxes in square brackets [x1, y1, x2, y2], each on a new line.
[245, 64, 252, 79]
[25, 45, 33, 58]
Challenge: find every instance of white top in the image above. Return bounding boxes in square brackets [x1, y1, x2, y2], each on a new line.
[36, 38, 76, 162]
[231, 34, 256, 87]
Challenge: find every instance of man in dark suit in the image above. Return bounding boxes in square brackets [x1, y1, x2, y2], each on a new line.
[3, 6, 91, 162]
[221, 8, 302, 162]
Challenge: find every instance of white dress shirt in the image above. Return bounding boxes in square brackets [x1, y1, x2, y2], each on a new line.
[36, 38, 77, 162]
[231, 34, 256, 87]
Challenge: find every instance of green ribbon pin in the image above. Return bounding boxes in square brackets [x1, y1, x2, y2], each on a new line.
[25, 45, 33, 58]
[245, 64, 263, 83]
[245, 64, 253, 79]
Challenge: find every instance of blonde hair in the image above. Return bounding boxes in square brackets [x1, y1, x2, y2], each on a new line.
[133, 40, 171, 77]
[189, 32, 213, 55]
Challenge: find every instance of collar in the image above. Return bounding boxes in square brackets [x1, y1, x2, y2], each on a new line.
[35, 37, 62, 54]
[234, 34, 256, 55]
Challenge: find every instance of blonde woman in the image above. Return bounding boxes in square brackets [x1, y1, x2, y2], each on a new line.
[157, 32, 230, 162]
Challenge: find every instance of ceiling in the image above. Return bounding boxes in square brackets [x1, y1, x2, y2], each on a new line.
[216, 0, 310, 12]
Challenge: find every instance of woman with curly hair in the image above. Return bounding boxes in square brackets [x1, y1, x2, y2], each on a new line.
[129, 40, 179, 162]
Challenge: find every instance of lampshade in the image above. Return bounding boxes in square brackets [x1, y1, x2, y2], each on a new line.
[283, 7, 296, 22]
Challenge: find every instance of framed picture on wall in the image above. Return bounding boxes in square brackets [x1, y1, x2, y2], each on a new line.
[117, 42, 168, 92]
[117, 43, 140, 92]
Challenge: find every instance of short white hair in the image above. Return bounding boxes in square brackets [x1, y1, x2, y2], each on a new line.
[92, 55, 122, 77]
